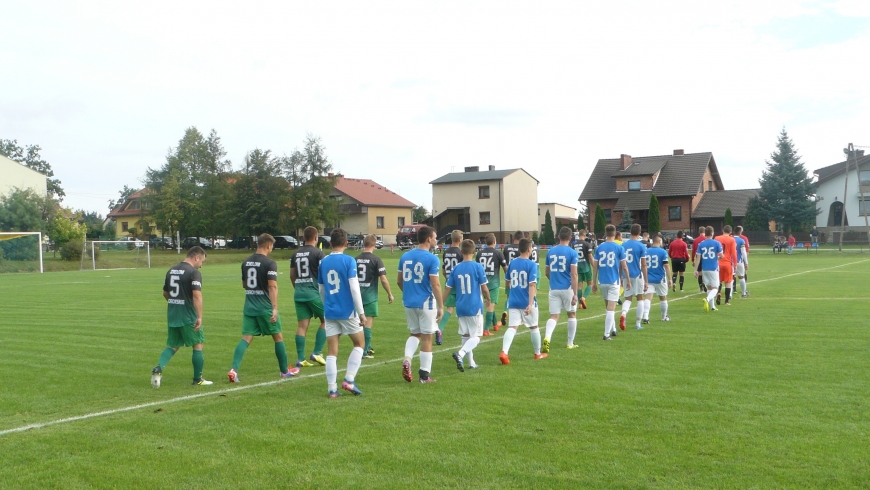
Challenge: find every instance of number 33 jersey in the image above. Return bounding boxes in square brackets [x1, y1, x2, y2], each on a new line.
[242, 253, 278, 316]
[164, 261, 203, 327]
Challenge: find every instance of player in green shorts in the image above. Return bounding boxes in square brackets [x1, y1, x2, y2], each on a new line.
[151, 246, 211, 388]
[436, 230, 464, 345]
[290, 226, 327, 368]
[227, 234, 300, 383]
[355, 234, 394, 358]
[573, 229, 595, 309]
[475, 233, 507, 335]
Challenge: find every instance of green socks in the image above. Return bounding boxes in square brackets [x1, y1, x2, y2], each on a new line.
[484, 312, 493, 331]
[192, 349, 204, 380]
[158, 347, 176, 369]
[584, 285, 592, 298]
[438, 311, 452, 330]
[274, 341, 289, 373]
[295, 335, 306, 363]
[232, 340, 249, 370]
[313, 327, 326, 355]
[363, 327, 372, 354]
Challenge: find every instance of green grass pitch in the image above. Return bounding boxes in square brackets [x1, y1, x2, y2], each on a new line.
[0, 250, 868, 488]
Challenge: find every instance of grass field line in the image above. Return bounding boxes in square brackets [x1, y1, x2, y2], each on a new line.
[1, 258, 866, 438]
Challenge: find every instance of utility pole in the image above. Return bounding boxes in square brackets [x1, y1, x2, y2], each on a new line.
[839, 146, 850, 252]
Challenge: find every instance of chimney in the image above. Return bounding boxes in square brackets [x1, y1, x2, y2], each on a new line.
[464, 166, 479, 172]
[488, 165, 495, 171]
[620, 154, 632, 170]
[673, 149, 684, 156]
[858, 150, 865, 157]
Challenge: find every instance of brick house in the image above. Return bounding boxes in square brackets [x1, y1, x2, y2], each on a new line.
[579, 150, 727, 235]
[691, 189, 761, 231]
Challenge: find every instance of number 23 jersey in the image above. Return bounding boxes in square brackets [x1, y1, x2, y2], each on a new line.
[242, 253, 278, 316]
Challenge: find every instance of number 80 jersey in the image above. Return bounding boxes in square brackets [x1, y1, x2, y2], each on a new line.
[242, 253, 278, 316]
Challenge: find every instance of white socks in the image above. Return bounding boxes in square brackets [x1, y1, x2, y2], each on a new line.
[346, 347, 363, 382]
[605, 311, 615, 336]
[502, 327, 517, 354]
[643, 299, 651, 320]
[404, 336, 420, 361]
[419, 351, 433, 374]
[459, 336, 480, 357]
[566, 318, 577, 345]
[326, 355, 338, 391]
[621, 300, 632, 316]
[530, 328, 542, 354]
[660, 301, 668, 319]
[706, 289, 717, 307]
[636, 301, 644, 326]
[740, 278, 747, 294]
[544, 319, 557, 341]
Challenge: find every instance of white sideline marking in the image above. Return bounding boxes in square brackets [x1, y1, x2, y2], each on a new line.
[2, 258, 867, 437]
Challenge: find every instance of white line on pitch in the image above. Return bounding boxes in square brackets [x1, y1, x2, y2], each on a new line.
[1, 258, 866, 437]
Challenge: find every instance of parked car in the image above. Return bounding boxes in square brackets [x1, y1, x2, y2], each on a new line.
[317, 236, 331, 249]
[149, 237, 174, 249]
[181, 237, 214, 249]
[274, 235, 299, 249]
[227, 236, 257, 249]
[116, 236, 145, 249]
[210, 236, 227, 248]
[396, 224, 427, 244]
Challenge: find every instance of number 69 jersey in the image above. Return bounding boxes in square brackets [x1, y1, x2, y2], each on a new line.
[164, 261, 203, 327]
[506, 257, 538, 309]
[242, 253, 278, 317]
[593, 242, 626, 285]
[398, 248, 440, 308]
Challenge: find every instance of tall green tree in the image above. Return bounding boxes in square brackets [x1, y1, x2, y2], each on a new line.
[724, 207, 733, 227]
[48, 214, 86, 257]
[232, 149, 289, 235]
[107, 185, 137, 213]
[0, 188, 46, 232]
[576, 207, 586, 231]
[0, 139, 65, 198]
[280, 135, 342, 234]
[648, 194, 661, 234]
[617, 212, 633, 232]
[594, 204, 606, 237]
[542, 209, 555, 245]
[413, 206, 428, 223]
[742, 197, 768, 231]
[77, 210, 104, 239]
[757, 129, 818, 233]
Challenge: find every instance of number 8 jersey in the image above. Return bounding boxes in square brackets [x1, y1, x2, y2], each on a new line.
[242, 253, 278, 316]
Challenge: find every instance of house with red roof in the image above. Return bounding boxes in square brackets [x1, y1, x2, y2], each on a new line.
[329, 176, 416, 244]
[106, 189, 161, 238]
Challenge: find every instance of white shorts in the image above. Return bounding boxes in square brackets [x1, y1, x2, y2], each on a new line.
[625, 276, 645, 297]
[325, 317, 362, 337]
[458, 315, 484, 337]
[702, 270, 720, 289]
[645, 278, 668, 297]
[508, 307, 539, 328]
[405, 307, 438, 335]
[735, 263, 745, 277]
[548, 289, 576, 315]
[599, 283, 620, 302]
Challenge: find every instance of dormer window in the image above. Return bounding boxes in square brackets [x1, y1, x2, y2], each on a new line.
[628, 180, 641, 191]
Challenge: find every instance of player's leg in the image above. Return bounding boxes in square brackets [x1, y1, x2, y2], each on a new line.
[363, 302, 377, 358]
[340, 320, 365, 395]
[310, 301, 327, 363]
[620, 279, 634, 329]
[182, 324, 210, 385]
[490, 286, 501, 331]
[679, 271, 684, 291]
[543, 290, 564, 351]
[659, 294, 669, 321]
[152, 327, 182, 388]
[501, 310, 520, 364]
[403, 308, 422, 382]
[566, 310, 578, 348]
[294, 302, 313, 367]
[324, 323, 341, 397]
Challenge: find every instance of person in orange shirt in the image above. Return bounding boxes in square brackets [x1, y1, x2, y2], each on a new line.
[714, 225, 738, 306]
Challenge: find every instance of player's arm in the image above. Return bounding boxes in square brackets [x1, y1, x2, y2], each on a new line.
[163, 290, 170, 301]
[348, 275, 367, 324]
[289, 263, 298, 289]
[480, 284, 491, 305]
[641, 256, 648, 287]
[266, 278, 279, 323]
[192, 290, 203, 331]
[396, 269, 404, 292]
[665, 260, 672, 287]
[570, 263, 578, 304]
[591, 258, 599, 293]
[526, 281, 537, 314]
[378, 274, 394, 303]
[621, 259, 630, 284]
[429, 274, 443, 322]
[545, 254, 551, 280]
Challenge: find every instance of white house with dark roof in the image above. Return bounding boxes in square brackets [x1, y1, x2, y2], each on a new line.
[813, 149, 870, 232]
[430, 165, 538, 243]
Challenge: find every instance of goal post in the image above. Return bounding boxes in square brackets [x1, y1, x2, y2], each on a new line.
[81, 240, 151, 270]
[0, 232, 44, 273]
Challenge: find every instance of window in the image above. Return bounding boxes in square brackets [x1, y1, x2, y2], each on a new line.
[458, 213, 466, 226]
[398, 216, 405, 227]
[628, 180, 641, 191]
[128, 200, 139, 210]
[121, 222, 128, 232]
[376, 216, 384, 229]
[708, 180, 713, 191]
[479, 186, 490, 199]
[860, 170, 870, 185]
[538, 207, 540, 215]
[668, 206, 682, 221]
[603, 208, 612, 223]
[479, 212, 491, 225]
[861, 200, 870, 216]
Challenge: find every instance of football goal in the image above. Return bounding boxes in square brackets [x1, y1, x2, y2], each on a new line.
[81, 240, 151, 270]
[0, 232, 44, 273]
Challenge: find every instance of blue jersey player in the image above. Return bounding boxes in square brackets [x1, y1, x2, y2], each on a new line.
[643, 236, 672, 322]
[397, 226, 443, 384]
[444, 239, 491, 372]
[500, 238, 545, 364]
[693, 226, 724, 312]
[317, 228, 367, 398]
[544, 226, 579, 351]
[592, 225, 630, 340]
[620, 224, 649, 330]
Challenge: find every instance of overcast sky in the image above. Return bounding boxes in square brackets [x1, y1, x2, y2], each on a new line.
[2, 0, 868, 218]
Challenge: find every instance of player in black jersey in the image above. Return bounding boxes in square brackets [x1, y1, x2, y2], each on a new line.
[436, 230, 464, 344]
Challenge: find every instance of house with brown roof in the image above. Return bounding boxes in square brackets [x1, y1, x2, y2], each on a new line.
[329, 176, 416, 244]
[579, 150, 758, 235]
[106, 189, 161, 238]
[813, 149, 870, 232]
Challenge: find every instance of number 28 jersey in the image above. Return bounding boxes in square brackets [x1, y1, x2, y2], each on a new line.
[399, 248, 440, 308]
[242, 253, 278, 317]
[290, 245, 324, 302]
[506, 257, 538, 309]
[594, 242, 626, 285]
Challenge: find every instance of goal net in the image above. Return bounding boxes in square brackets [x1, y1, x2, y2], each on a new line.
[0, 232, 44, 273]
[81, 240, 151, 270]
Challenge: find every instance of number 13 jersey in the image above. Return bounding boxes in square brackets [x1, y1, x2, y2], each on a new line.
[290, 245, 324, 302]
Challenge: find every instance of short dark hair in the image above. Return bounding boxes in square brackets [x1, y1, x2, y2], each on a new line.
[630, 223, 642, 236]
[303, 226, 318, 242]
[417, 226, 435, 243]
[330, 228, 348, 247]
[460, 239, 476, 255]
[578, 229, 587, 237]
[186, 246, 206, 259]
[519, 238, 531, 253]
[676, 230, 684, 238]
[258, 233, 275, 246]
[605, 224, 616, 237]
[735, 226, 743, 234]
[723, 225, 732, 234]
[705, 226, 714, 237]
[513, 231, 523, 241]
[363, 234, 377, 247]
[558, 226, 572, 241]
[485, 233, 496, 246]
